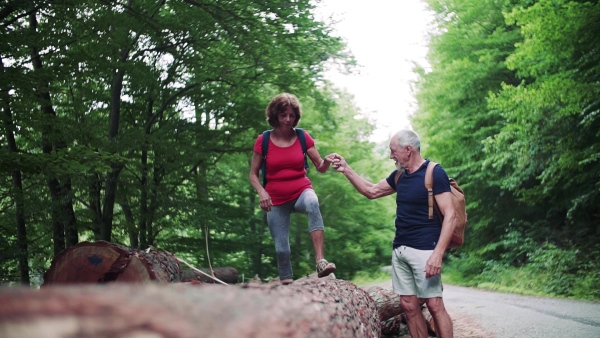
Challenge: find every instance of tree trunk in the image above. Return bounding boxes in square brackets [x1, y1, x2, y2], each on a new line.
[30, 12, 78, 254]
[1, 59, 29, 286]
[101, 50, 129, 242]
[11, 169, 28, 286]
[120, 202, 139, 248]
[42, 241, 182, 285]
[0, 279, 381, 338]
[62, 178, 79, 247]
[381, 314, 407, 336]
[363, 285, 436, 337]
[364, 285, 403, 321]
[88, 174, 103, 239]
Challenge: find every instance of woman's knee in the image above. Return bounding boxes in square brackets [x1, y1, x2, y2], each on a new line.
[275, 247, 291, 257]
[304, 192, 319, 204]
[303, 197, 322, 218]
[272, 236, 290, 252]
[299, 190, 319, 208]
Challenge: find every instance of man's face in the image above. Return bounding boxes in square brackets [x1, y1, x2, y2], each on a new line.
[389, 138, 409, 170]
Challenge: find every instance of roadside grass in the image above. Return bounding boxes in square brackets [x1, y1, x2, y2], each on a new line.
[443, 263, 600, 302]
[351, 269, 393, 287]
[352, 264, 600, 302]
[442, 265, 549, 297]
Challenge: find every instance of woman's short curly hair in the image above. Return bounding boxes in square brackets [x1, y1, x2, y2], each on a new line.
[265, 93, 302, 128]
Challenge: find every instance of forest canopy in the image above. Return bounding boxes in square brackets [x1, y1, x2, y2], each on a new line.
[0, 0, 395, 285]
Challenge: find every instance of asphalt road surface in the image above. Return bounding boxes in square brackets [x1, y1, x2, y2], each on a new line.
[371, 281, 600, 337]
[444, 284, 600, 338]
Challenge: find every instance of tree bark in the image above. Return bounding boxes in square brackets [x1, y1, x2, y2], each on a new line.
[363, 286, 436, 337]
[381, 314, 407, 336]
[364, 285, 404, 321]
[0, 279, 381, 338]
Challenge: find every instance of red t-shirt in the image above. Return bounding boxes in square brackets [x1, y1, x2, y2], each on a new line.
[253, 131, 315, 206]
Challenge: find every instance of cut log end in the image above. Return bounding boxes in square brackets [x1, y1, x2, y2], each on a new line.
[42, 241, 183, 286]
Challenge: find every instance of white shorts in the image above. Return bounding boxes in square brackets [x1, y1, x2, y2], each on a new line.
[391, 245, 443, 298]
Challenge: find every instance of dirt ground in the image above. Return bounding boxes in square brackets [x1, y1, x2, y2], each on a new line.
[382, 308, 494, 338]
[441, 310, 495, 338]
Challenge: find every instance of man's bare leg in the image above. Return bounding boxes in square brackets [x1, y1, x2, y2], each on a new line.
[401, 295, 429, 338]
[425, 297, 453, 338]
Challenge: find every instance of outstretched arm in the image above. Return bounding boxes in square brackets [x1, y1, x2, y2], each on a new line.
[327, 153, 395, 199]
[307, 146, 332, 173]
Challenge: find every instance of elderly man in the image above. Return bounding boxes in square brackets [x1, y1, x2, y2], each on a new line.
[327, 129, 454, 338]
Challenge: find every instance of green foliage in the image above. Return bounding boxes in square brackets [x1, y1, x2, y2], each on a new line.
[527, 243, 579, 295]
[2, 0, 380, 285]
[4, 0, 599, 298]
[0, 0, 395, 284]
[351, 269, 394, 287]
[416, 0, 600, 300]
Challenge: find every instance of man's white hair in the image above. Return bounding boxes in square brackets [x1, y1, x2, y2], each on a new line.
[392, 130, 420, 152]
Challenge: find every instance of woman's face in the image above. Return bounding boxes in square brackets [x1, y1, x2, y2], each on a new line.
[277, 106, 296, 129]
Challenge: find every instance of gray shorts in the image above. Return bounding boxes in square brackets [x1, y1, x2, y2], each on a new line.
[391, 245, 443, 298]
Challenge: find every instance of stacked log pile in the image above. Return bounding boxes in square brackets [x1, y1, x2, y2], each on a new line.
[0, 241, 433, 337]
[0, 279, 380, 337]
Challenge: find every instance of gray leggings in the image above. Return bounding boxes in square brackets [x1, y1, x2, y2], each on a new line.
[267, 188, 324, 280]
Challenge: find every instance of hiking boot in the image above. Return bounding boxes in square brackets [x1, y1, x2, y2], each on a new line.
[316, 259, 336, 278]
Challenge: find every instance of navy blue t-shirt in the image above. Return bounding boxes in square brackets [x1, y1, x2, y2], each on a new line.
[385, 160, 451, 250]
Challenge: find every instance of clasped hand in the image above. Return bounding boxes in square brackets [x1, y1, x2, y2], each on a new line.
[325, 153, 347, 172]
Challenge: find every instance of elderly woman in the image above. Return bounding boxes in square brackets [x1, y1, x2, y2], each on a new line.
[249, 93, 336, 285]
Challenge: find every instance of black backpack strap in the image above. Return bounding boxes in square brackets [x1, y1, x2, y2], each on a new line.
[295, 128, 309, 170]
[261, 129, 309, 188]
[260, 130, 271, 187]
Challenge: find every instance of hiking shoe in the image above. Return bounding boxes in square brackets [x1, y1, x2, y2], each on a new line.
[316, 259, 336, 278]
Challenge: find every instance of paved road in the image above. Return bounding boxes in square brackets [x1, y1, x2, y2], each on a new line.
[369, 281, 600, 337]
[443, 284, 600, 338]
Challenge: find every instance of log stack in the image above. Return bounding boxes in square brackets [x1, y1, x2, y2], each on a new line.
[0, 278, 380, 338]
[0, 241, 432, 337]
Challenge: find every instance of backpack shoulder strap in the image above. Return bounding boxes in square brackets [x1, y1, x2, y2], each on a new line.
[260, 130, 271, 187]
[394, 170, 403, 186]
[425, 161, 439, 220]
[295, 128, 309, 170]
